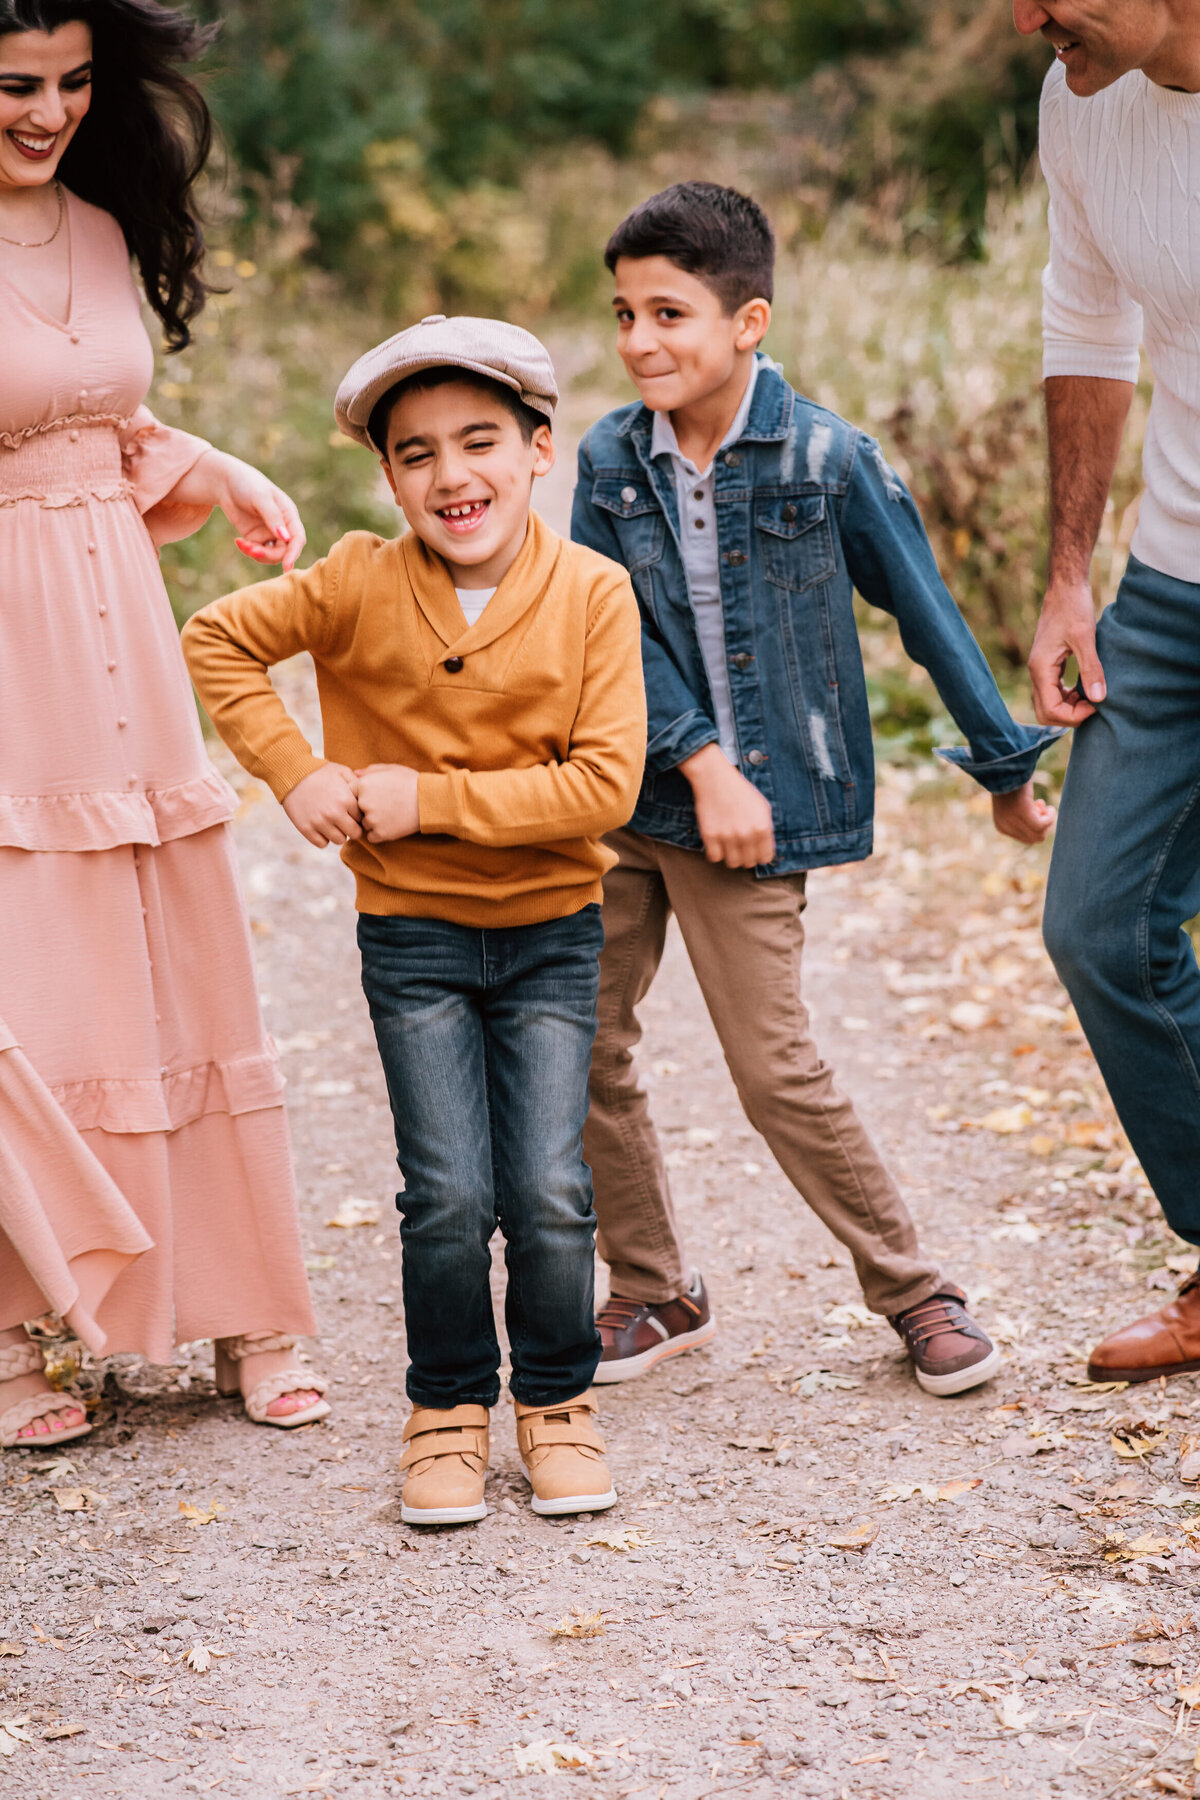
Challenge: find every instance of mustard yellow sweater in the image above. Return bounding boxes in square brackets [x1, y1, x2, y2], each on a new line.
[182, 513, 647, 926]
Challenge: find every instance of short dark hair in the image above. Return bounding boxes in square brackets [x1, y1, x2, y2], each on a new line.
[604, 181, 774, 312]
[368, 365, 548, 456]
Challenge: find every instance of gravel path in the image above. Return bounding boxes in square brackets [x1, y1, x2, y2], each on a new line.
[5, 476, 1200, 1800]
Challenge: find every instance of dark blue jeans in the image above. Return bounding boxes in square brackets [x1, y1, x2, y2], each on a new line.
[358, 905, 604, 1408]
[1044, 555, 1200, 1244]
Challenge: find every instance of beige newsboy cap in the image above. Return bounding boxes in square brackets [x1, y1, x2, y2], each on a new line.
[334, 313, 559, 450]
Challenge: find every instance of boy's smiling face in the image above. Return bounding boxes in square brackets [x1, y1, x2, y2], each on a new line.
[612, 255, 770, 416]
[379, 376, 554, 588]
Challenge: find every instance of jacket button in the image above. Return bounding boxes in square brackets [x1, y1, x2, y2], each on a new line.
[724, 452, 742, 468]
[444, 656, 464, 673]
[725, 550, 747, 567]
[731, 652, 754, 670]
[782, 502, 798, 522]
[747, 749, 767, 766]
[620, 486, 637, 505]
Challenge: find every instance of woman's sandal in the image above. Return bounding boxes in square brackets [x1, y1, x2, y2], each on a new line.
[0, 1334, 92, 1450]
[213, 1333, 331, 1429]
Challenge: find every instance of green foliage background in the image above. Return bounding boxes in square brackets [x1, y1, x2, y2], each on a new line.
[156, 0, 1143, 744]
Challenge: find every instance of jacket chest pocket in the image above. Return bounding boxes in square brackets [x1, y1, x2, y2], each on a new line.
[591, 477, 664, 572]
[755, 494, 836, 593]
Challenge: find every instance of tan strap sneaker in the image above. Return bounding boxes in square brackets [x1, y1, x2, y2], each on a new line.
[513, 1391, 617, 1516]
[400, 1404, 490, 1525]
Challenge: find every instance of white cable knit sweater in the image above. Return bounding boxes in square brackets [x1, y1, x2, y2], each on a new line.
[1040, 59, 1200, 583]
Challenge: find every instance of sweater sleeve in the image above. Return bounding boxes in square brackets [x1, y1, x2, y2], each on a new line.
[416, 572, 647, 846]
[1039, 63, 1143, 382]
[180, 554, 341, 802]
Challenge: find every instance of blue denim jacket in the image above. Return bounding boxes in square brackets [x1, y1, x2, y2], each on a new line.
[570, 357, 1061, 874]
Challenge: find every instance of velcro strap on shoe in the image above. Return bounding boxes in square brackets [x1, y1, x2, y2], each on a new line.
[520, 1417, 606, 1454]
[400, 1426, 487, 1471]
[402, 1404, 489, 1444]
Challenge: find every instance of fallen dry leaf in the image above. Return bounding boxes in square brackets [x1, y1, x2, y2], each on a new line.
[52, 1486, 104, 1513]
[0, 1645, 24, 1659]
[949, 1001, 992, 1033]
[791, 1369, 861, 1397]
[877, 1478, 981, 1506]
[977, 1104, 1033, 1135]
[1111, 1425, 1171, 1461]
[513, 1740, 593, 1774]
[994, 1691, 1039, 1731]
[41, 1724, 85, 1741]
[1150, 1773, 1191, 1796]
[324, 1198, 380, 1230]
[1101, 1530, 1174, 1564]
[551, 1607, 606, 1639]
[825, 1517, 879, 1551]
[183, 1641, 230, 1673]
[938, 1478, 983, 1502]
[178, 1499, 227, 1528]
[586, 1527, 653, 1553]
[1065, 1120, 1111, 1149]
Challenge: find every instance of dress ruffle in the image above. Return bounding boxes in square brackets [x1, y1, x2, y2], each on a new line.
[0, 1038, 152, 1355]
[52, 1044, 286, 1135]
[0, 766, 237, 852]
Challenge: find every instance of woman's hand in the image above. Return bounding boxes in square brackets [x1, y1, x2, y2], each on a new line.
[186, 449, 307, 572]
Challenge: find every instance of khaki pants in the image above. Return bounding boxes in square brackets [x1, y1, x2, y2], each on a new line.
[584, 828, 943, 1316]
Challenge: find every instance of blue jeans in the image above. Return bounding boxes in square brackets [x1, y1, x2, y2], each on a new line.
[357, 905, 604, 1408]
[1044, 555, 1200, 1245]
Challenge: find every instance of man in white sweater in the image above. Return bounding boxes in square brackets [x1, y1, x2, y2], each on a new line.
[1014, 1, 1200, 1392]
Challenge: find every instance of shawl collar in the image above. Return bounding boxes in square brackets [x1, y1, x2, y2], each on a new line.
[400, 512, 564, 655]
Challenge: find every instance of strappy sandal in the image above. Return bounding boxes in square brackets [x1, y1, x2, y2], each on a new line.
[213, 1333, 331, 1428]
[0, 1334, 92, 1450]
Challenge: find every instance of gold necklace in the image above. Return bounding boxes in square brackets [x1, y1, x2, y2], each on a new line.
[0, 181, 64, 249]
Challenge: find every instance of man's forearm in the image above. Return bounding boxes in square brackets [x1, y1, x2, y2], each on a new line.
[1044, 374, 1134, 587]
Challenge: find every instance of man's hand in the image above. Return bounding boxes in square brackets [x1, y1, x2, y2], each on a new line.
[355, 764, 421, 845]
[992, 781, 1056, 844]
[282, 764, 362, 848]
[678, 743, 775, 868]
[1028, 577, 1107, 726]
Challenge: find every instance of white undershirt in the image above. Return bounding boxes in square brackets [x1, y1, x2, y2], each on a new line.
[455, 587, 496, 628]
[1040, 61, 1200, 583]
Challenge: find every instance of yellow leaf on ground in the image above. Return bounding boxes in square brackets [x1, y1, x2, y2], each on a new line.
[1065, 1120, 1111, 1149]
[1028, 1135, 1058, 1157]
[826, 1517, 879, 1551]
[979, 1105, 1033, 1135]
[52, 1486, 104, 1512]
[325, 1198, 381, 1229]
[42, 1724, 85, 1741]
[1110, 1425, 1171, 1461]
[938, 1478, 983, 1502]
[0, 1645, 24, 1659]
[586, 1528, 652, 1552]
[551, 1607, 606, 1639]
[178, 1499, 227, 1528]
[513, 1740, 593, 1774]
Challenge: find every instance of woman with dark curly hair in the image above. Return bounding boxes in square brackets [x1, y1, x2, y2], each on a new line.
[0, 1, 331, 1445]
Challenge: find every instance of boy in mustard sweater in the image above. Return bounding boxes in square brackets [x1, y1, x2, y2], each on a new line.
[182, 317, 646, 1526]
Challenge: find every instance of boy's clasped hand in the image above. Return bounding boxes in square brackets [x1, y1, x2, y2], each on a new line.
[282, 761, 420, 848]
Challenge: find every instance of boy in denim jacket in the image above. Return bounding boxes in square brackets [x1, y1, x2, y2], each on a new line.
[571, 181, 1060, 1398]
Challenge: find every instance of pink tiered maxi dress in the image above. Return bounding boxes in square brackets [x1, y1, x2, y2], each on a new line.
[0, 189, 316, 1361]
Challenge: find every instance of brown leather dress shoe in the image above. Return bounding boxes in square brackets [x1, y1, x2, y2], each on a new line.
[1088, 1272, 1200, 1383]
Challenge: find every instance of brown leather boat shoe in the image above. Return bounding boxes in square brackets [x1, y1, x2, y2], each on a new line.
[1088, 1271, 1200, 1383]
